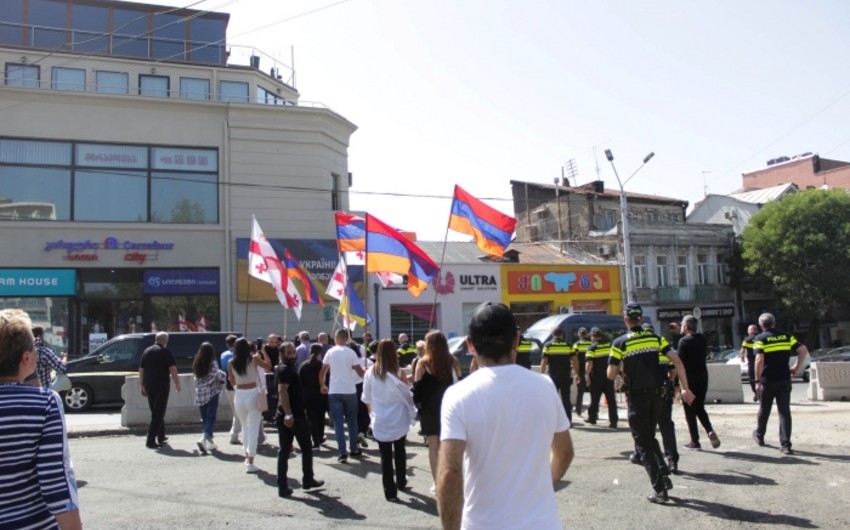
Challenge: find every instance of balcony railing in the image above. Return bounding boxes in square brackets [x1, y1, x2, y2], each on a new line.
[653, 284, 731, 304]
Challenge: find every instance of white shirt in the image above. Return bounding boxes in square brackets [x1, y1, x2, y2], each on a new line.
[441, 364, 570, 530]
[361, 366, 416, 442]
[323, 345, 361, 394]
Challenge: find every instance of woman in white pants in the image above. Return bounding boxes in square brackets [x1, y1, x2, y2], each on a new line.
[227, 338, 272, 472]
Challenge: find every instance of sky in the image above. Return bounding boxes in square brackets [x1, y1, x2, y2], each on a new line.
[174, 0, 850, 240]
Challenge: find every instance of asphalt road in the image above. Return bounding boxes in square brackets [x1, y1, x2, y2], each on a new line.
[68, 382, 850, 529]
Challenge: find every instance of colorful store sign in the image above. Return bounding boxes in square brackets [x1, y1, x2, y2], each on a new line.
[507, 270, 611, 294]
[0, 269, 77, 296]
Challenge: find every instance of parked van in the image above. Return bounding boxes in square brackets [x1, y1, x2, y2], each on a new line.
[523, 314, 655, 365]
[57, 332, 240, 412]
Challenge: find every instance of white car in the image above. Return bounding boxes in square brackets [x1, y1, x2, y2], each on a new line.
[727, 352, 811, 382]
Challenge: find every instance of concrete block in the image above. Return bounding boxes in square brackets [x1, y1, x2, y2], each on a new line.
[811, 362, 850, 401]
[706, 363, 744, 403]
[121, 375, 234, 427]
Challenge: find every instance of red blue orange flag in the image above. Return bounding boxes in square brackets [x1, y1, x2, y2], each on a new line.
[365, 213, 440, 297]
[449, 185, 516, 257]
[335, 212, 366, 252]
[282, 249, 324, 306]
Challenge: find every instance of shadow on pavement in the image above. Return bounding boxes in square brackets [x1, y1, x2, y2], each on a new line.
[669, 497, 817, 527]
[397, 489, 438, 517]
[301, 490, 367, 521]
[155, 445, 197, 458]
[720, 451, 818, 466]
[554, 480, 573, 492]
[678, 470, 777, 486]
[790, 449, 850, 462]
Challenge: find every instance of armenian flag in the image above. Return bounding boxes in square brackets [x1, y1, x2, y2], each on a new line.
[365, 213, 440, 297]
[449, 184, 516, 257]
[283, 248, 324, 306]
[335, 212, 366, 252]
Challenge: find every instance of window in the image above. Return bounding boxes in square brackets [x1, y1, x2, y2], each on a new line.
[331, 173, 341, 211]
[633, 255, 647, 288]
[677, 255, 688, 287]
[390, 304, 434, 342]
[180, 77, 210, 100]
[667, 211, 679, 223]
[52, 67, 86, 91]
[594, 209, 616, 231]
[656, 255, 669, 287]
[627, 210, 642, 222]
[219, 81, 249, 103]
[0, 138, 218, 223]
[139, 75, 169, 97]
[647, 209, 659, 223]
[95, 71, 128, 94]
[5, 63, 39, 87]
[697, 253, 711, 285]
[716, 254, 730, 285]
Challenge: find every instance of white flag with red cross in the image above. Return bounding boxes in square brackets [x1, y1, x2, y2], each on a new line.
[248, 216, 302, 319]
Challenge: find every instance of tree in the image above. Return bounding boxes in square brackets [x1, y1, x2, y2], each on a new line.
[742, 189, 850, 336]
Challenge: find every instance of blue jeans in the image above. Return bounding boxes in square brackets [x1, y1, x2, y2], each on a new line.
[328, 393, 358, 456]
[199, 393, 220, 440]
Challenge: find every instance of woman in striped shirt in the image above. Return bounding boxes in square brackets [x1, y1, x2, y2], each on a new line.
[0, 309, 81, 529]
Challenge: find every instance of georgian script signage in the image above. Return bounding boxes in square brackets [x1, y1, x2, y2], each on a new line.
[44, 237, 175, 264]
[657, 306, 735, 319]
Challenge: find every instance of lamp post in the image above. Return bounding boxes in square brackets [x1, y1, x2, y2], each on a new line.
[604, 149, 655, 303]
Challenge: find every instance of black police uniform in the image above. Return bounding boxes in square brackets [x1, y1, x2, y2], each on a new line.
[543, 338, 576, 422]
[572, 336, 592, 415]
[397, 342, 417, 368]
[742, 333, 757, 396]
[515, 336, 540, 370]
[609, 326, 673, 497]
[753, 328, 802, 451]
[585, 339, 617, 427]
[629, 349, 678, 470]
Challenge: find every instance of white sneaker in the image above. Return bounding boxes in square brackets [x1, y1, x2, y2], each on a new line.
[196, 437, 207, 455]
[245, 463, 259, 473]
[204, 438, 218, 452]
[429, 483, 437, 495]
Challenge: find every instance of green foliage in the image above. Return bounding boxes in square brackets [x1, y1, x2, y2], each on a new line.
[742, 189, 850, 321]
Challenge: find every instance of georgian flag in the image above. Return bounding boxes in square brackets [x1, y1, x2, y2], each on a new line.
[249, 216, 302, 319]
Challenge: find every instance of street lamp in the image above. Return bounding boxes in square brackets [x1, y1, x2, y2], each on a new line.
[604, 149, 655, 303]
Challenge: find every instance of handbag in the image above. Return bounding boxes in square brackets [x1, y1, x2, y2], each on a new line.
[255, 365, 269, 412]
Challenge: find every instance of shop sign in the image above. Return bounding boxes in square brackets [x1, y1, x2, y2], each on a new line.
[76, 144, 147, 169]
[0, 269, 77, 296]
[44, 237, 175, 264]
[152, 147, 217, 171]
[144, 270, 219, 294]
[507, 270, 610, 294]
[657, 306, 735, 319]
[434, 271, 498, 293]
[572, 300, 608, 312]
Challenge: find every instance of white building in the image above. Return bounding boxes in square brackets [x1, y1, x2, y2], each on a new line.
[0, 0, 356, 355]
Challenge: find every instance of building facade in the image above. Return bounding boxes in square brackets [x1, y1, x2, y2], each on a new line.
[0, 0, 356, 356]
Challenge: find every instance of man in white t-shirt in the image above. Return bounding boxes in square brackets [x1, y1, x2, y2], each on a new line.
[438, 303, 574, 530]
[319, 329, 366, 463]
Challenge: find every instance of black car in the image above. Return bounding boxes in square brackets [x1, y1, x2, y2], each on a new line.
[58, 332, 240, 412]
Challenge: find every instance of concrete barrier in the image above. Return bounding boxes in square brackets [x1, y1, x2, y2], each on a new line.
[121, 374, 234, 427]
[706, 364, 744, 404]
[809, 362, 850, 401]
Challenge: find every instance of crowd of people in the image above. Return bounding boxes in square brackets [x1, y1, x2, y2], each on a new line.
[0, 300, 811, 528]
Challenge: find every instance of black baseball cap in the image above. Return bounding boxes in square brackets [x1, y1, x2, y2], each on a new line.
[590, 327, 602, 336]
[624, 303, 643, 318]
[578, 327, 588, 334]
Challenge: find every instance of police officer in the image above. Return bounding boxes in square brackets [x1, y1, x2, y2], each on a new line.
[572, 327, 591, 416]
[541, 327, 580, 423]
[515, 330, 541, 370]
[740, 324, 759, 402]
[629, 323, 679, 473]
[752, 312, 809, 455]
[584, 328, 617, 428]
[397, 333, 417, 368]
[607, 303, 694, 503]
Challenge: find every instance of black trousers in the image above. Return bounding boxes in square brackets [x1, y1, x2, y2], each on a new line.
[587, 377, 618, 426]
[756, 380, 793, 449]
[355, 383, 370, 436]
[551, 377, 573, 423]
[746, 354, 756, 393]
[575, 353, 586, 414]
[305, 395, 327, 446]
[146, 388, 169, 445]
[657, 390, 678, 463]
[277, 416, 314, 488]
[683, 379, 714, 444]
[628, 388, 669, 493]
[378, 436, 407, 499]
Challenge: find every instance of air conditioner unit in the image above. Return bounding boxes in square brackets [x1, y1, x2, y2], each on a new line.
[558, 306, 570, 314]
[597, 245, 611, 256]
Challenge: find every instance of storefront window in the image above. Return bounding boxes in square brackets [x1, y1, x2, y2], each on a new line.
[390, 304, 435, 342]
[0, 297, 70, 356]
[151, 295, 220, 333]
[510, 301, 551, 334]
[74, 170, 147, 221]
[0, 166, 71, 220]
[151, 172, 217, 223]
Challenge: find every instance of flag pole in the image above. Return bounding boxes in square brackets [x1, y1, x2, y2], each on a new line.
[243, 273, 252, 337]
[283, 307, 289, 341]
[429, 211, 452, 328]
